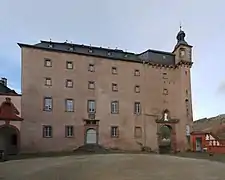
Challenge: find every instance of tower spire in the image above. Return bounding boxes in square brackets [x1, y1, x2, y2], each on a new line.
[179, 22, 182, 31]
[173, 23, 191, 51]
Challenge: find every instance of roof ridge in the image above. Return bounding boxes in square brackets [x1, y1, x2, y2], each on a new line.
[18, 41, 176, 66]
[39, 40, 136, 54]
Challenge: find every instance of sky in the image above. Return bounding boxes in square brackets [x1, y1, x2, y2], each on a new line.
[0, 0, 225, 120]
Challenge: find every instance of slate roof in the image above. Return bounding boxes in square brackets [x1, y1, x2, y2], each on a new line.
[18, 40, 176, 66]
[0, 82, 17, 95]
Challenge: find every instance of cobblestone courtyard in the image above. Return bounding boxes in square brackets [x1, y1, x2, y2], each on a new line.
[1, 154, 225, 180]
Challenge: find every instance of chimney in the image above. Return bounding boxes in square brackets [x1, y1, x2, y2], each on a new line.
[1, 78, 7, 86]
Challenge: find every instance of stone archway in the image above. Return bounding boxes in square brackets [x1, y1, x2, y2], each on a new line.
[158, 125, 173, 154]
[86, 128, 97, 144]
[0, 125, 20, 155]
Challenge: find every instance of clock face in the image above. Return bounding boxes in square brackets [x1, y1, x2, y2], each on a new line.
[180, 49, 185, 57]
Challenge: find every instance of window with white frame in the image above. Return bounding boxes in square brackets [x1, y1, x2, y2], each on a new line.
[65, 99, 74, 112]
[111, 126, 119, 138]
[44, 58, 52, 67]
[66, 61, 73, 69]
[88, 100, 96, 113]
[65, 125, 74, 137]
[134, 69, 140, 76]
[134, 102, 141, 114]
[43, 125, 52, 138]
[45, 77, 52, 86]
[163, 88, 168, 95]
[88, 81, 95, 89]
[66, 79, 73, 88]
[135, 85, 140, 93]
[88, 64, 95, 72]
[112, 67, 117, 74]
[43, 97, 52, 111]
[112, 83, 118, 91]
[162, 72, 168, 79]
[111, 101, 119, 114]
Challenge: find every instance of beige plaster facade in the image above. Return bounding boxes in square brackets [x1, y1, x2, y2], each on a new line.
[19, 30, 193, 153]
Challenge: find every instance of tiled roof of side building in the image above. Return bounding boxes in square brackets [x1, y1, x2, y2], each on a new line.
[0, 83, 17, 95]
[18, 40, 176, 66]
[193, 114, 225, 132]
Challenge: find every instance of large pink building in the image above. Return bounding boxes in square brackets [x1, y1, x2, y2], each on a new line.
[17, 29, 193, 153]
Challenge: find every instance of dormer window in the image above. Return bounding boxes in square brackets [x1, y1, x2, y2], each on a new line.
[69, 47, 74, 51]
[124, 54, 128, 58]
[48, 44, 53, 48]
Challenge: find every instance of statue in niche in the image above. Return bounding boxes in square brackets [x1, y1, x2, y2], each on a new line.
[164, 112, 168, 121]
[205, 134, 209, 141]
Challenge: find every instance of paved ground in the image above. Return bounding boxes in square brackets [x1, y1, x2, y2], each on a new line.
[1, 154, 225, 180]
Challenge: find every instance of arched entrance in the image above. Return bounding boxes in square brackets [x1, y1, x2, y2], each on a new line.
[158, 125, 172, 154]
[86, 129, 97, 144]
[0, 125, 19, 155]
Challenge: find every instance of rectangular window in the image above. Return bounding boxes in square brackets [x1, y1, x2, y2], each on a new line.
[162, 72, 168, 79]
[88, 100, 96, 113]
[43, 125, 52, 138]
[111, 126, 119, 138]
[134, 69, 140, 76]
[65, 99, 74, 112]
[112, 83, 118, 91]
[66, 61, 73, 69]
[65, 126, 74, 137]
[44, 59, 52, 67]
[43, 97, 52, 111]
[134, 102, 141, 114]
[111, 101, 119, 114]
[88, 81, 95, 89]
[66, 79, 73, 88]
[134, 127, 142, 138]
[186, 90, 188, 96]
[112, 67, 117, 74]
[45, 77, 52, 86]
[163, 88, 168, 95]
[88, 64, 95, 72]
[135, 85, 140, 93]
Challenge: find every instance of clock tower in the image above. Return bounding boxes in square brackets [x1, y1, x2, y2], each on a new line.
[173, 26, 193, 64]
[173, 27, 193, 151]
